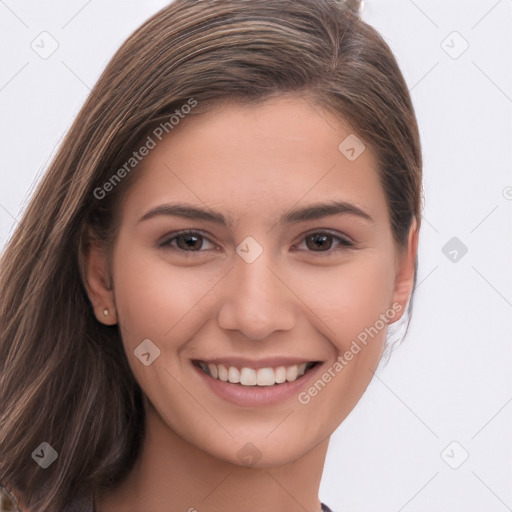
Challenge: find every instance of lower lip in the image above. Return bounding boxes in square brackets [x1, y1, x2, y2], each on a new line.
[193, 362, 323, 407]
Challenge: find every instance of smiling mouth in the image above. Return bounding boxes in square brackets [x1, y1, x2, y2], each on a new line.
[193, 360, 320, 387]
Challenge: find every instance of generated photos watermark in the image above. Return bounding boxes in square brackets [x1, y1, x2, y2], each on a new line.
[93, 97, 198, 200]
[298, 302, 403, 405]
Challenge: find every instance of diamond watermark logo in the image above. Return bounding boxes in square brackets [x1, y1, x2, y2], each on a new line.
[236, 236, 263, 263]
[441, 441, 469, 469]
[441, 31, 469, 59]
[338, 134, 366, 161]
[237, 442, 262, 467]
[30, 31, 59, 59]
[32, 442, 58, 469]
[134, 338, 161, 366]
[442, 237, 468, 263]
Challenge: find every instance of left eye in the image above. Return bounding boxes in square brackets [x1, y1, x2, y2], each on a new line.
[158, 230, 354, 255]
[159, 230, 216, 253]
[295, 231, 355, 254]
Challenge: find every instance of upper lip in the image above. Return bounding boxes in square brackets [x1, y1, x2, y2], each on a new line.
[192, 357, 322, 369]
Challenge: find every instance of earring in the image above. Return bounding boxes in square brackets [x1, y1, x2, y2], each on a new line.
[103, 308, 109, 316]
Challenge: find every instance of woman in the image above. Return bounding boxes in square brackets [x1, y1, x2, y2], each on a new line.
[0, 0, 422, 511]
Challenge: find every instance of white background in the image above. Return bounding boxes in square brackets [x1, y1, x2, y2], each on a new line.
[1, 1, 511, 511]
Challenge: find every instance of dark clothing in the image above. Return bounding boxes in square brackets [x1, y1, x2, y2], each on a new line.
[60, 488, 336, 512]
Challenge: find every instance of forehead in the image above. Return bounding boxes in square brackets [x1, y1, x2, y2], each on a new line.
[120, 96, 388, 228]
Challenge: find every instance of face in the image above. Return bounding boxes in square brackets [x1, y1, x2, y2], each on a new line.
[87, 95, 416, 468]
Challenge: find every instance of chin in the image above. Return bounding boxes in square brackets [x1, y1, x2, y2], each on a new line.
[204, 434, 318, 470]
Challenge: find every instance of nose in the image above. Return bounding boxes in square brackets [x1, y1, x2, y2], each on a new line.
[216, 249, 297, 341]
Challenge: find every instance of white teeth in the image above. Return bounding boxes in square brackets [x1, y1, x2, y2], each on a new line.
[198, 361, 314, 386]
[275, 366, 287, 384]
[286, 365, 298, 382]
[240, 367, 257, 386]
[256, 367, 275, 386]
[228, 366, 240, 383]
[208, 363, 218, 379]
[218, 364, 228, 382]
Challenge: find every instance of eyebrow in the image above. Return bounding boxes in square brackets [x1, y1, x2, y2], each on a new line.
[138, 200, 374, 226]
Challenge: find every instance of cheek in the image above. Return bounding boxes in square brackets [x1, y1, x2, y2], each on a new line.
[298, 251, 396, 351]
[291, 255, 396, 434]
[113, 249, 215, 344]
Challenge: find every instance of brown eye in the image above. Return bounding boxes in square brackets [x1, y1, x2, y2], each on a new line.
[175, 233, 203, 251]
[306, 233, 333, 251]
[299, 231, 354, 254]
[159, 230, 216, 253]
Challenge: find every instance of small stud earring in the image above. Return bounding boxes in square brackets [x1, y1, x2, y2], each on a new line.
[103, 308, 109, 316]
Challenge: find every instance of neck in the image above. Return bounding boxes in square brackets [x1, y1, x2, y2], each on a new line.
[95, 399, 328, 512]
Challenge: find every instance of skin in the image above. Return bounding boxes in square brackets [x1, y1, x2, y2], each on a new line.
[84, 94, 418, 512]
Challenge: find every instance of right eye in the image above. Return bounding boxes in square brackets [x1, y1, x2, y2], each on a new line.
[158, 230, 218, 255]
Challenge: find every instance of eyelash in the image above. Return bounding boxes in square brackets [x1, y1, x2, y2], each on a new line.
[158, 229, 355, 256]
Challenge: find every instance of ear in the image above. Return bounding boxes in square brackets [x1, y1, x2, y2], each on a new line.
[390, 216, 419, 322]
[82, 242, 118, 325]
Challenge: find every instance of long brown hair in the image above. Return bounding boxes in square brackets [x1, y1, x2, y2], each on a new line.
[0, 1, 422, 510]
